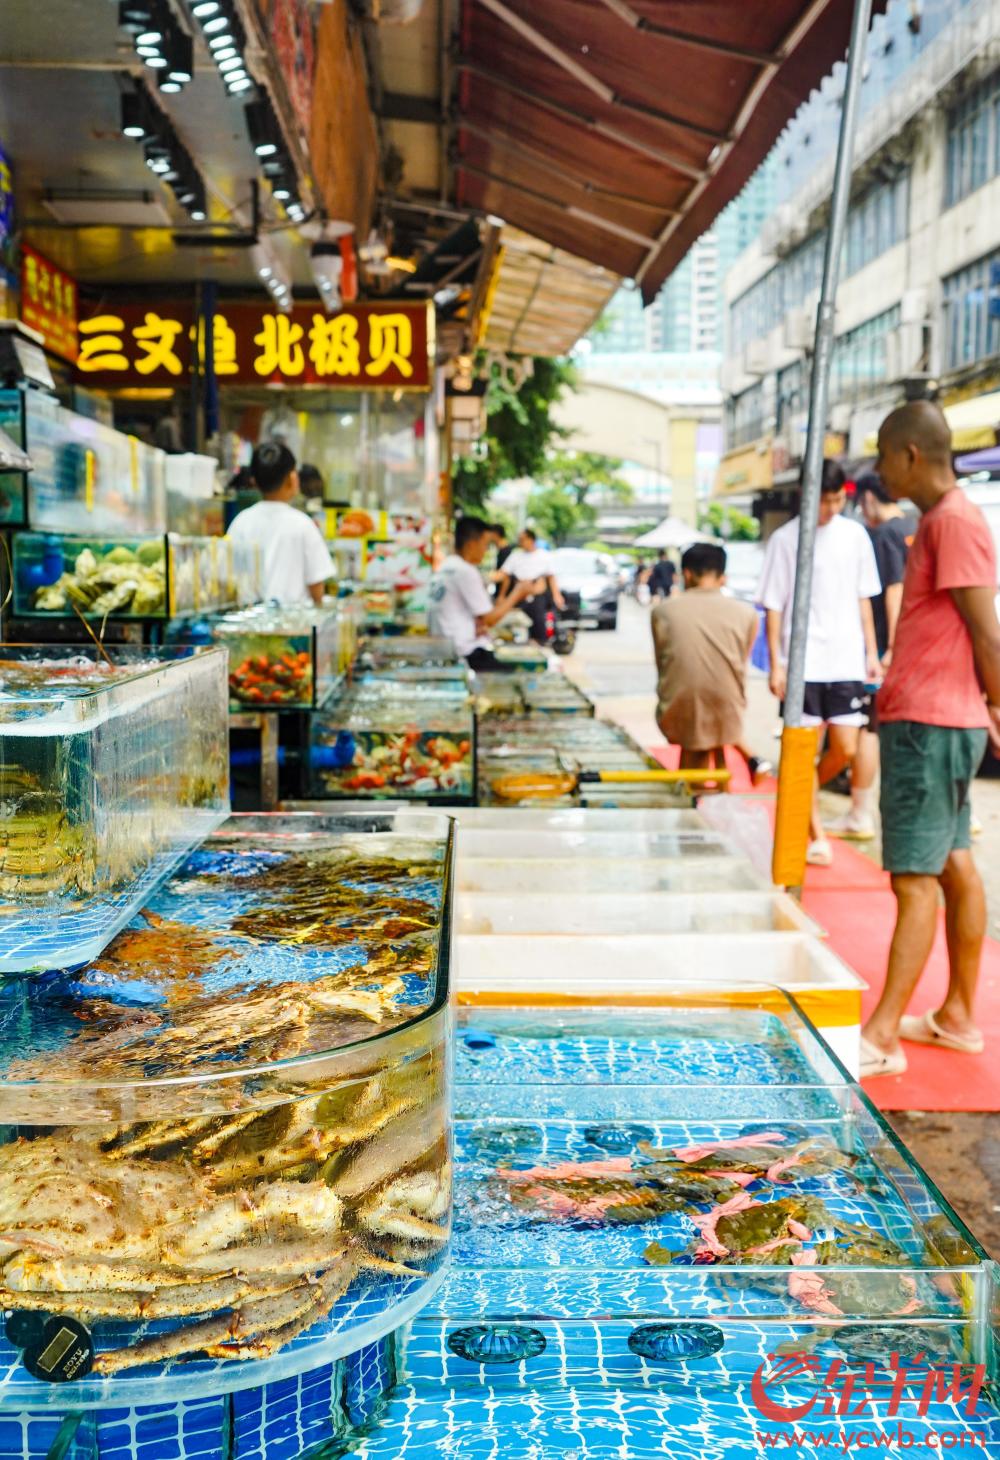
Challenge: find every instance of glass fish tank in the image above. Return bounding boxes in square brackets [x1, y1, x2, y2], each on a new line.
[470, 674, 527, 717]
[213, 604, 343, 710]
[0, 811, 453, 1409]
[311, 683, 475, 803]
[362, 636, 459, 668]
[0, 645, 229, 973]
[0, 385, 29, 525]
[21, 389, 167, 535]
[12, 533, 243, 620]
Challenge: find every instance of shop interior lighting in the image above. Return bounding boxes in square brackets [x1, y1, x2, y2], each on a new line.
[118, 0, 194, 92]
[120, 78, 208, 223]
[191, 0, 220, 14]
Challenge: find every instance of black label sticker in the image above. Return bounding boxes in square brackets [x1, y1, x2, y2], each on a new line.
[22, 1316, 94, 1383]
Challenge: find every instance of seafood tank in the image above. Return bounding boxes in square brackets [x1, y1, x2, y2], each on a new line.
[0, 812, 453, 1436]
[0, 645, 229, 973]
[12, 533, 244, 620]
[311, 682, 475, 802]
[472, 672, 595, 719]
[213, 604, 344, 710]
[294, 997, 1000, 1457]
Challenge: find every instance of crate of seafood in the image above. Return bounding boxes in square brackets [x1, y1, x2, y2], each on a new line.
[12, 532, 242, 620]
[0, 645, 229, 973]
[0, 810, 452, 1409]
[311, 682, 475, 802]
[213, 603, 343, 709]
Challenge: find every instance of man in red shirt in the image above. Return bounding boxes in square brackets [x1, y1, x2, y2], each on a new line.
[861, 402, 1000, 1077]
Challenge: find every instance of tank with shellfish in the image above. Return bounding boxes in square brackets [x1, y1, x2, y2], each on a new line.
[0, 645, 229, 973]
[311, 682, 475, 802]
[12, 533, 245, 621]
[0, 811, 453, 1426]
[212, 603, 344, 710]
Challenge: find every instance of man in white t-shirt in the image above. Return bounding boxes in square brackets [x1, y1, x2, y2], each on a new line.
[499, 527, 566, 644]
[428, 516, 536, 670]
[227, 441, 335, 605]
[758, 462, 881, 865]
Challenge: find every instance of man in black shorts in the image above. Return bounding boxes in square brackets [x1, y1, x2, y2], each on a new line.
[827, 473, 916, 840]
[758, 462, 882, 865]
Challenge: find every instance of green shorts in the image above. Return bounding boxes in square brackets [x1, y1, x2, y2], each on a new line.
[879, 720, 987, 876]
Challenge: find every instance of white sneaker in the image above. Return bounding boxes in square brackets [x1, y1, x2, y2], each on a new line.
[826, 813, 876, 841]
[806, 838, 833, 867]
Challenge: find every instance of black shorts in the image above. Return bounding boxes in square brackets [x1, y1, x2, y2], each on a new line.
[863, 689, 879, 732]
[801, 681, 867, 727]
[465, 647, 516, 673]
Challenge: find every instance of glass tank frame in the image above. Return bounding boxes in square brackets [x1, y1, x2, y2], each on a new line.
[0, 644, 229, 973]
[0, 810, 455, 1408]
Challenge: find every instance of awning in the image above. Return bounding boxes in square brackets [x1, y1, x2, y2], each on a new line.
[633, 517, 718, 549]
[482, 228, 620, 356]
[942, 390, 1000, 451]
[862, 391, 1000, 455]
[456, 0, 886, 302]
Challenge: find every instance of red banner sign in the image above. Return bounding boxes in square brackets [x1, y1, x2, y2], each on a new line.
[74, 301, 433, 389]
[21, 243, 79, 363]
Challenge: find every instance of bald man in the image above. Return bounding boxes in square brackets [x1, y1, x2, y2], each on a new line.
[861, 401, 1000, 1078]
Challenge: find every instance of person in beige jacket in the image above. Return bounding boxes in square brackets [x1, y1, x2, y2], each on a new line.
[651, 543, 760, 778]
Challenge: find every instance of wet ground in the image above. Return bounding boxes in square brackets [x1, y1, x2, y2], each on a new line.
[563, 596, 1000, 1256]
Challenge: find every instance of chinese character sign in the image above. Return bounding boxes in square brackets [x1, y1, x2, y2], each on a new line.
[20, 243, 79, 363]
[74, 301, 432, 388]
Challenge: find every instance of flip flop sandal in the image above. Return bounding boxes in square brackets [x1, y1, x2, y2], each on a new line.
[859, 1035, 908, 1079]
[898, 1010, 985, 1055]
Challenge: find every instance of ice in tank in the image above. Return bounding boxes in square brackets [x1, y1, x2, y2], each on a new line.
[0, 812, 453, 1408]
[311, 681, 475, 801]
[0, 645, 229, 972]
[213, 603, 342, 709]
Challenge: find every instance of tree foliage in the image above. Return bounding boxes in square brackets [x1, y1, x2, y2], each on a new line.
[527, 449, 633, 545]
[698, 502, 760, 541]
[452, 356, 577, 516]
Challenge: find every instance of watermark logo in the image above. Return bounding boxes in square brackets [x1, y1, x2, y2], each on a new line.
[750, 1349, 988, 1451]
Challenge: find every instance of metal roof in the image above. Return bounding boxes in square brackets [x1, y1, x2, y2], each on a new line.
[454, 0, 886, 303]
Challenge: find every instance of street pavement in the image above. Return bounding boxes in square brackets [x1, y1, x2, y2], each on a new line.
[562, 594, 1000, 1254]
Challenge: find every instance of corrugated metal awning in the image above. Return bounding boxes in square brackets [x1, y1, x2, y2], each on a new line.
[482, 228, 620, 356]
[456, 0, 885, 302]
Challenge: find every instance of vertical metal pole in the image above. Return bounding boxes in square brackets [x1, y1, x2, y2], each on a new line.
[783, 0, 873, 726]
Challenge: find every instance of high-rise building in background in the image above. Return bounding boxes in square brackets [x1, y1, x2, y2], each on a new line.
[589, 157, 777, 356]
[716, 0, 1000, 531]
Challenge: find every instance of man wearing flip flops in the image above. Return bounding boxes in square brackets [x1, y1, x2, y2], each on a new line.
[860, 402, 1000, 1078]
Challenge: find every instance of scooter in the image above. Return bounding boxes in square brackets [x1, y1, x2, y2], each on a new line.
[548, 606, 577, 656]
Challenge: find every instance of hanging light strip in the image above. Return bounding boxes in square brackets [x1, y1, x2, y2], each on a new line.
[119, 76, 208, 221]
[185, 0, 256, 97]
[243, 89, 305, 224]
[118, 0, 194, 96]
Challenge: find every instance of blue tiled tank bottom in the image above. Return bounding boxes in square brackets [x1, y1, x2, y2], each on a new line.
[0, 1335, 397, 1460]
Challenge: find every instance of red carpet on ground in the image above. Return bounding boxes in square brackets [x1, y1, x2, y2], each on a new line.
[650, 743, 1000, 1112]
[802, 845, 1000, 1114]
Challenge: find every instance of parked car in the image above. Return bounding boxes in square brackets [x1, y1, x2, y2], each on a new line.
[719, 539, 765, 604]
[547, 548, 622, 630]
